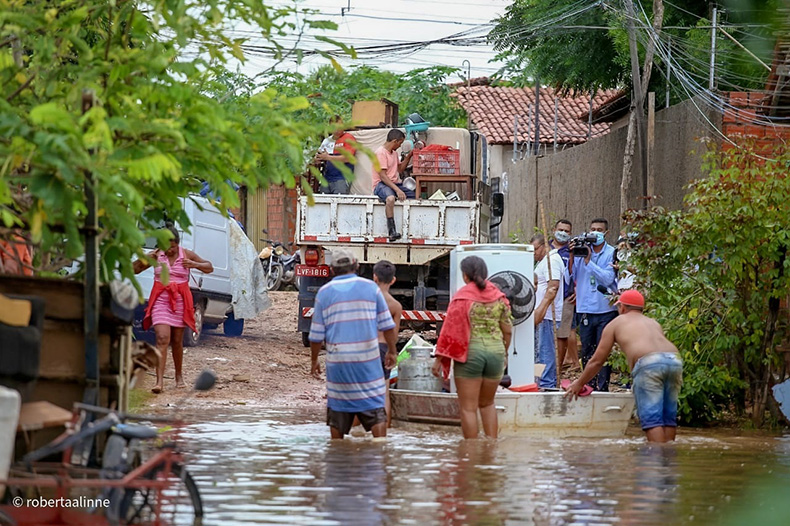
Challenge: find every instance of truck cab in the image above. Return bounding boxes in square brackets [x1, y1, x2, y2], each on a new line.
[296, 126, 503, 345]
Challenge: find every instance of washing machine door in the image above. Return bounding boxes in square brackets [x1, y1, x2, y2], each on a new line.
[450, 244, 536, 385]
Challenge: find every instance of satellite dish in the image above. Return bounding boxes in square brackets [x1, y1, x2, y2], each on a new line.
[489, 271, 536, 326]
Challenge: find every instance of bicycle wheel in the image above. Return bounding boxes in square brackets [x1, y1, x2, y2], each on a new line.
[118, 461, 203, 525]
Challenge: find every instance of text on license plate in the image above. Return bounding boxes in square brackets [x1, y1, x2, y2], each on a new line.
[296, 265, 330, 277]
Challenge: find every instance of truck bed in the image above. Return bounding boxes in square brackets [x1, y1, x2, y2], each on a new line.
[297, 194, 482, 265]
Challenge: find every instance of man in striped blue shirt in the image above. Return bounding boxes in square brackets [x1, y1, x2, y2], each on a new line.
[309, 248, 398, 438]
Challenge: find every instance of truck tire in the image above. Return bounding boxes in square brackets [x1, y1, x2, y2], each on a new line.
[184, 302, 204, 347]
[302, 331, 310, 348]
[223, 310, 244, 337]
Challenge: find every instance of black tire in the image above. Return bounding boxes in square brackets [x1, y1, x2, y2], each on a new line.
[301, 331, 310, 348]
[266, 262, 283, 292]
[184, 301, 204, 347]
[223, 310, 244, 337]
[118, 461, 203, 523]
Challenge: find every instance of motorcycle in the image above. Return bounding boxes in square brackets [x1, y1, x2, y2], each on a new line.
[258, 232, 299, 291]
[279, 245, 301, 290]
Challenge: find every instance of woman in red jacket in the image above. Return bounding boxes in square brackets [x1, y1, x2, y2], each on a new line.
[432, 256, 512, 439]
[134, 226, 213, 393]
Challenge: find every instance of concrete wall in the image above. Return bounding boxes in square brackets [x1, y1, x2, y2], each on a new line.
[497, 98, 721, 240]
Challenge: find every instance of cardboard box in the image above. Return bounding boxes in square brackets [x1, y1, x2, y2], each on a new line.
[352, 99, 399, 127]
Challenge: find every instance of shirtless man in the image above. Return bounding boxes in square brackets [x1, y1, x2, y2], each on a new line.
[373, 260, 402, 425]
[564, 289, 683, 443]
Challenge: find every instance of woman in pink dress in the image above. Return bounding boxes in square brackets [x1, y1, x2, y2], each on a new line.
[134, 226, 213, 393]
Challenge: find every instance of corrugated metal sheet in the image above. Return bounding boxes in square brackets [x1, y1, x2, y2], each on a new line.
[247, 186, 268, 252]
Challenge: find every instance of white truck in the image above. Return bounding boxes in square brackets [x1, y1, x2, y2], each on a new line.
[295, 127, 504, 345]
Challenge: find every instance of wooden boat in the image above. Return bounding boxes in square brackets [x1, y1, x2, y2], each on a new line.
[390, 388, 636, 438]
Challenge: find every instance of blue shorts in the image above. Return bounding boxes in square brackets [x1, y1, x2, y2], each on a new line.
[374, 182, 415, 202]
[632, 352, 683, 430]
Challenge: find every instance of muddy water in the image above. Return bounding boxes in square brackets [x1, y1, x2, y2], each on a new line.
[180, 409, 790, 525]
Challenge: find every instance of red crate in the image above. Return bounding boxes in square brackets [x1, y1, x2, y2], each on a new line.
[413, 145, 460, 175]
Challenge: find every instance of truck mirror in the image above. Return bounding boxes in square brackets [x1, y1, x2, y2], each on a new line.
[492, 192, 505, 218]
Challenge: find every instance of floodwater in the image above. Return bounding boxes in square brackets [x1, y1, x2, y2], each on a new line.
[179, 408, 790, 526]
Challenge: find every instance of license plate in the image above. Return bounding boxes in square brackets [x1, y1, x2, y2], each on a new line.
[296, 264, 330, 278]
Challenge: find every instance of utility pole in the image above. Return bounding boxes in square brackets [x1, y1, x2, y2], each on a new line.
[620, 0, 664, 219]
[621, 0, 645, 215]
[82, 89, 100, 406]
[709, 6, 718, 91]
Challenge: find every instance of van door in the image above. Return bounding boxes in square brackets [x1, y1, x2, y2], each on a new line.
[183, 196, 231, 297]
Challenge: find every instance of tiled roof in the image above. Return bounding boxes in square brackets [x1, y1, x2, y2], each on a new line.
[452, 84, 624, 145]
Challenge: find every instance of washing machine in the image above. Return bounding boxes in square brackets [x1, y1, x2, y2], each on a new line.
[449, 244, 536, 385]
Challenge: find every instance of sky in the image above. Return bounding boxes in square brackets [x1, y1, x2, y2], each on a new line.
[226, 0, 512, 81]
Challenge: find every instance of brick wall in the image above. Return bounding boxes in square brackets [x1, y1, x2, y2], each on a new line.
[722, 91, 789, 155]
[265, 185, 298, 245]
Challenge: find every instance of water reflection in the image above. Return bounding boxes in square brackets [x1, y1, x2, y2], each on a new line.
[180, 410, 790, 526]
[322, 441, 388, 525]
[435, 441, 506, 525]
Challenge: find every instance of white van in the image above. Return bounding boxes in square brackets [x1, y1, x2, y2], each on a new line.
[134, 195, 245, 346]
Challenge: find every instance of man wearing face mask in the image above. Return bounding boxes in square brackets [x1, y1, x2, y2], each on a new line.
[549, 219, 579, 372]
[566, 218, 617, 391]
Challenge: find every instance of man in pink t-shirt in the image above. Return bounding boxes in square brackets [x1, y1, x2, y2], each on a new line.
[373, 129, 414, 241]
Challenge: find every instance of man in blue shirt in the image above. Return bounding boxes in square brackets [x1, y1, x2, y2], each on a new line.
[309, 248, 398, 438]
[566, 218, 617, 391]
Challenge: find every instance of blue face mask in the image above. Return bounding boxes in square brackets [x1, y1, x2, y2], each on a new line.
[554, 231, 571, 244]
[591, 231, 605, 246]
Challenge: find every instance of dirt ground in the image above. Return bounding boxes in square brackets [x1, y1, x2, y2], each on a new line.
[138, 291, 326, 411]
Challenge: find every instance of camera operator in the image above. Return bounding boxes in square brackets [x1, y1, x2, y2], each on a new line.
[566, 218, 617, 391]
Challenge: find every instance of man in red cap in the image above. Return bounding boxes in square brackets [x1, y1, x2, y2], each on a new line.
[564, 289, 683, 443]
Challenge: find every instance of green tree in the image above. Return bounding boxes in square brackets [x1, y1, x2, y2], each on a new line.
[265, 64, 467, 137]
[0, 0, 339, 284]
[490, 0, 778, 94]
[625, 144, 790, 426]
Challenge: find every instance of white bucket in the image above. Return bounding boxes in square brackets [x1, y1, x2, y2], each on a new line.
[0, 386, 21, 498]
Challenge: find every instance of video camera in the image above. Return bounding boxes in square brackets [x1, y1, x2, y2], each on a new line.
[570, 233, 598, 256]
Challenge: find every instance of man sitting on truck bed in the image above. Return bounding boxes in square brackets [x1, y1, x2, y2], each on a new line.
[373, 129, 414, 242]
[315, 116, 357, 195]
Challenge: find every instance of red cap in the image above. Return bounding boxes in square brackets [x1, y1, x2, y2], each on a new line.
[616, 289, 645, 308]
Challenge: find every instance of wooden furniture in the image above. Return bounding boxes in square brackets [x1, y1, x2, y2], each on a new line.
[17, 401, 72, 432]
[414, 175, 475, 200]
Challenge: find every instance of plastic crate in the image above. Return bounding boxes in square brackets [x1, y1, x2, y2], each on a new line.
[413, 145, 460, 175]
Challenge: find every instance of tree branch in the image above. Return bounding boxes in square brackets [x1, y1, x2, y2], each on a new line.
[6, 75, 34, 102]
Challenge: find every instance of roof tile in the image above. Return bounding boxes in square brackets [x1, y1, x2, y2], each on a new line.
[453, 84, 624, 145]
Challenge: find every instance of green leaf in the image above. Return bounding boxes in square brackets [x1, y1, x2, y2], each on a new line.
[126, 153, 181, 182]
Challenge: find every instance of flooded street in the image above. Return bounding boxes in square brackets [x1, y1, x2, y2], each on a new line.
[179, 408, 790, 526]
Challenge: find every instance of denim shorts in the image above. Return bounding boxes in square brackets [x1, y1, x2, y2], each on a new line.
[632, 352, 683, 430]
[374, 182, 416, 202]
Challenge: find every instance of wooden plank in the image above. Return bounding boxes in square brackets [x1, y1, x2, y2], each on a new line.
[17, 401, 72, 431]
[38, 330, 112, 380]
[0, 276, 84, 321]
